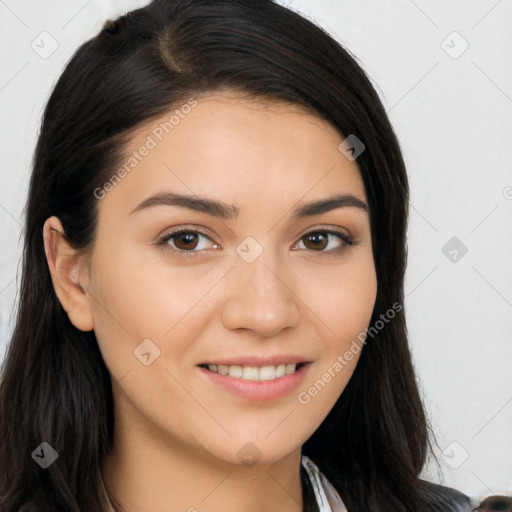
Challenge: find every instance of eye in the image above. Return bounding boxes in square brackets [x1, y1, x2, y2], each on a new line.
[155, 226, 356, 259]
[293, 228, 355, 256]
[155, 228, 219, 258]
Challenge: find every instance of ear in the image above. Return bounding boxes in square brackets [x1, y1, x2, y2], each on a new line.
[42, 216, 94, 332]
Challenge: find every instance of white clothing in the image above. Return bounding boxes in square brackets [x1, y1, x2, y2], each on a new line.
[301, 455, 347, 512]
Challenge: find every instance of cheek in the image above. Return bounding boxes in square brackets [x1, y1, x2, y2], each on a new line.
[312, 260, 377, 346]
[87, 248, 222, 367]
[296, 272, 376, 421]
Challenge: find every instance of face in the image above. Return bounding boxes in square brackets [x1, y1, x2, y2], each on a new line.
[73, 92, 377, 465]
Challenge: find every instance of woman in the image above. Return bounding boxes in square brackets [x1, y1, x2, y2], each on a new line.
[0, 0, 478, 510]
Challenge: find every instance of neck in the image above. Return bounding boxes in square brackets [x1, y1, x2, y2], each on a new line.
[101, 393, 305, 512]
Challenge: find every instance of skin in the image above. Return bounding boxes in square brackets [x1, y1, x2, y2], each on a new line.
[43, 91, 377, 512]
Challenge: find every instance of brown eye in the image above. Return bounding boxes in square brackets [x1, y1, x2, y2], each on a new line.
[302, 232, 329, 251]
[172, 232, 201, 251]
[155, 229, 218, 259]
[296, 229, 354, 255]
[161, 230, 214, 252]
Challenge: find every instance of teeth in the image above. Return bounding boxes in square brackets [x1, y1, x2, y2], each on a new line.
[218, 365, 229, 375]
[206, 363, 299, 381]
[275, 364, 286, 378]
[258, 366, 275, 380]
[228, 365, 242, 378]
[285, 363, 295, 375]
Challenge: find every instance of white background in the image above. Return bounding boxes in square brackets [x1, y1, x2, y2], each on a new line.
[0, 0, 511, 504]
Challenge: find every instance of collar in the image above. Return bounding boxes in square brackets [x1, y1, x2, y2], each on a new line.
[301, 455, 347, 512]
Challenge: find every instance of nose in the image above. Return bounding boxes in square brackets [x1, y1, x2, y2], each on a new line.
[220, 249, 301, 337]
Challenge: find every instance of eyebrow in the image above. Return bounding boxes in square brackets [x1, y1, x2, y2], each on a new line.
[129, 191, 369, 220]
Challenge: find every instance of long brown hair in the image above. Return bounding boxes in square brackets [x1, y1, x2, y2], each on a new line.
[0, 1, 469, 510]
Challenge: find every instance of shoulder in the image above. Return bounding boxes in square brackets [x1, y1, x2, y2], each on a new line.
[419, 479, 476, 512]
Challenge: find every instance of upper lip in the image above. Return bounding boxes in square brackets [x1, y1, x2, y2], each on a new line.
[198, 354, 311, 367]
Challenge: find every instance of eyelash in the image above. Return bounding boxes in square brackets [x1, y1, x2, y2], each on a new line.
[154, 226, 356, 259]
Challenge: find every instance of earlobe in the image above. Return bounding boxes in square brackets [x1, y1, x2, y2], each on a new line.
[42, 216, 94, 332]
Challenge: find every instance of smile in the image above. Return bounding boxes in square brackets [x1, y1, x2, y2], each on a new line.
[198, 362, 311, 401]
[199, 363, 306, 381]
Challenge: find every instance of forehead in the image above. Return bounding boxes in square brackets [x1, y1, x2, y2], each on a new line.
[131, 92, 342, 152]
[99, 92, 367, 219]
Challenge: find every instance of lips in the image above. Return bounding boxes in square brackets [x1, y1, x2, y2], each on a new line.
[198, 361, 311, 401]
[199, 362, 306, 381]
[197, 354, 309, 367]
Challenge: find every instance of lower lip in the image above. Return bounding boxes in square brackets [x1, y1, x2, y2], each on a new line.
[198, 363, 311, 401]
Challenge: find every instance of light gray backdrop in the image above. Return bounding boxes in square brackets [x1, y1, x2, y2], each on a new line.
[0, 0, 511, 504]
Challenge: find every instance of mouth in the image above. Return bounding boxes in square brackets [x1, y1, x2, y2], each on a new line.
[198, 362, 308, 382]
[197, 360, 311, 401]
